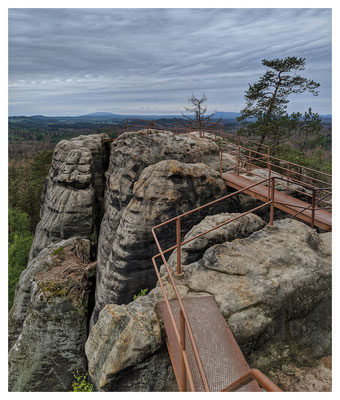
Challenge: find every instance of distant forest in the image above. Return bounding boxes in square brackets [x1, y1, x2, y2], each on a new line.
[8, 114, 331, 159]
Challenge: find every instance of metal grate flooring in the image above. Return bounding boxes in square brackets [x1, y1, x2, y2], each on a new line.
[159, 296, 261, 392]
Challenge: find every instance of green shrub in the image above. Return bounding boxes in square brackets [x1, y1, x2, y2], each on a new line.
[52, 247, 65, 257]
[133, 288, 148, 300]
[71, 371, 93, 392]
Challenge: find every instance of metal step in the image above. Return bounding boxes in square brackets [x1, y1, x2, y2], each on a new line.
[159, 296, 261, 392]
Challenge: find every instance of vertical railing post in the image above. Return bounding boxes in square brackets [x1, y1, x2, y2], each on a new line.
[220, 148, 223, 177]
[311, 189, 316, 229]
[176, 217, 182, 275]
[267, 147, 270, 169]
[287, 162, 290, 193]
[270, 177, 275, 226]
[126, 120, 129, 131]
[179, 309, 187, 391]
[267, 161, 272, 199]
[237, 139, 240, 175]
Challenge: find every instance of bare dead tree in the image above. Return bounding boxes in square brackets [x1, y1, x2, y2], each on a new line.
[182, 93, 216, 135]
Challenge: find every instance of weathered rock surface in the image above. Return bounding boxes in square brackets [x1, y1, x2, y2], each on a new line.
[86, 295, 162, 391]
[29, 134, 108, 261]
[186, 220, 331, 352]
[267, 355, 332, 392]
[94, 131, 228, 313]
[86, 218, 331, 391]
[93, 155, 240, 321]
[8, 238, 93, 392]
[165, 212, 266, 267]
[97, 130, 223, 277]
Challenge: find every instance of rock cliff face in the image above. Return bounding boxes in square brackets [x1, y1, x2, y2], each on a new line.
[93, 159, 232, 320]
[29, 134, 108, 261]
[92, 130, 241, 322]
[8, 238, 93, 391]
[8, 130, 332, 392]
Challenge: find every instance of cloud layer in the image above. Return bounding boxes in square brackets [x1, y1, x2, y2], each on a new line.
[8, 8, 331, 116]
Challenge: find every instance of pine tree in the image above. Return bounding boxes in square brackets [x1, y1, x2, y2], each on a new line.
[237, 57, 320, 145]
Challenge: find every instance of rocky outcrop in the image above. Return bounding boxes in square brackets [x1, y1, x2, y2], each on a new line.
[86, 295, 163, 391]
[186, 219, 331, 352]
[9, 130, 332, 392]
[86, 218, 331, 391]
[93, 152, 241, 321]
[97, 130, 223, 277]
[29, 134, 108, 261]
[8, 238, 93, 392]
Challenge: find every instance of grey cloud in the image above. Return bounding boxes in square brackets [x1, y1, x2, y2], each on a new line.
[8, 8, 331, 115]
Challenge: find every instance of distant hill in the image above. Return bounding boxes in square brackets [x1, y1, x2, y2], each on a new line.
[9, 111, 331, 123]
[75, 111, 243, 120]
[76, 112, 125, 119]
[212, 112, 241, 119]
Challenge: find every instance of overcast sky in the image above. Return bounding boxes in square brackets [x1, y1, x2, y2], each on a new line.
[8, 8, 332, 116]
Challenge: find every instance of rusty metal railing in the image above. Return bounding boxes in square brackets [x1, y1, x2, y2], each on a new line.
[221, 369, 282, 392]
[186, 141, 331, 230]
[151, 176, 279, 392]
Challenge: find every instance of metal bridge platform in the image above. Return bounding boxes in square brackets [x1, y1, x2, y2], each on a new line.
[159, 296, 261, 392]
[222, 172, 332, 231]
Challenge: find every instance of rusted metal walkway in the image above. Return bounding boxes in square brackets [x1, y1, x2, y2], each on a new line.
[152, 179, 284, 392]
[159, 296, 262, 391]
[223, 172, 332, 231]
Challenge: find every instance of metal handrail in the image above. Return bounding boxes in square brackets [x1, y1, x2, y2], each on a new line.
[221, 369, 282, 392]
[227, 144, 331, 187]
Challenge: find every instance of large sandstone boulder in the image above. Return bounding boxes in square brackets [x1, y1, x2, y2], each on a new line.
[96, 130, 224, 283]
[86, 295, 163, 391]
[8, 238, 94, 391]
[29, 134, 108, 261]
[86, 218, 331, 391]
[93, 158, 241, 322]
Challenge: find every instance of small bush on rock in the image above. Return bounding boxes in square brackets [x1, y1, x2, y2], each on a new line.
[133, 288, 148, 300]
[71, 371, 93, 392]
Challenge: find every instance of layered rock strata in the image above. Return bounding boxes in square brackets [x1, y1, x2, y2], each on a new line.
[93, 130, 240, 322]
[29, 134, 108, 261]
[8, 238, 93, 391]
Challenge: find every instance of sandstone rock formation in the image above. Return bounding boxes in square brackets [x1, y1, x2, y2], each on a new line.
[86, 218, 331, 391]
[8, 238, 93, 391]
[93, 159, 232, 318]
[93, 129, 243, 322]
[29, 134, 108, 261]
[9, 131, 332, 392]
